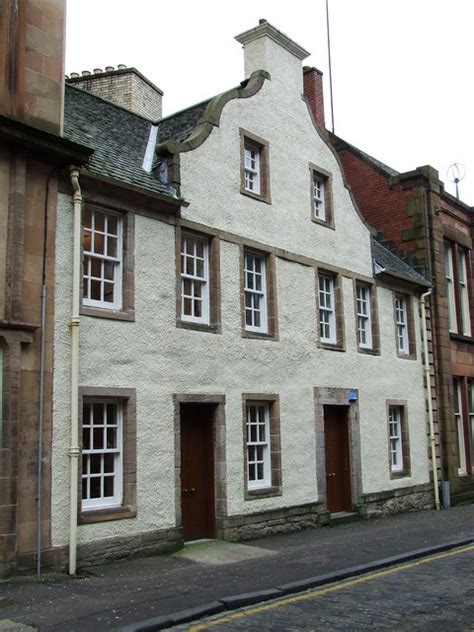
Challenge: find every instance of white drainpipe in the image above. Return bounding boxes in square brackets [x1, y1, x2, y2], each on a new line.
[68, 167, 82, 574]
[420, 289, 440, 510]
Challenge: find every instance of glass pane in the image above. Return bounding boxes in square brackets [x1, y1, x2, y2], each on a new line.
[183, 279, 192, 296]
[107, 236, 117, 258]
[82, 478, 88, 500]
[196, 240, 204, 258]
[254, 257, 261, 274]
[194, 299, 202, 317]
[245, 309, 252, 326]
[107, 428, 117, 449]
[257, 463, 264, 480]
[104, 454, 115, 473]
[183, 297, 192, 315]
[91, 258, 101, 278]
[90, 476, 101, 498]
[186, 257, 194, 276]
[83, 209, 92, 230]
[83, 230, 92, 253]
[103, 283, 114, 303]
[193, 283, 202, 298]
[196, 258, 204, 278]
[103, 475, 114, 497]
[104, 261, 115, 281]
[83, 402, 91, 424]
[90, 454, 102, 474]
[246, 271, 254, 290]
[94, 212, 105, 232]
[90, 280, 101, 300]
[93, 403, 104, 424]
[82, 454, 88, 474]
[82, 428, 90, 450]
[93, 427, 104, 449]
[106, 403, 116, 425]
[254, 310, 261, 328]
[250, 423, 257, 442]
[249, 463, 255, 481]
[257, 445, 264, 461]
[93, 232, 105, 255]
[107, 215, 118, 236]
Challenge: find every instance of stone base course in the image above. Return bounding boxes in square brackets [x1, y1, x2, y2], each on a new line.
[359, 483, 434, 518]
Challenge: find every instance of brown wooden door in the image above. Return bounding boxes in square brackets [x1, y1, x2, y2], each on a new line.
[180, 404, 216, 540]
[324, 405, 352, 512]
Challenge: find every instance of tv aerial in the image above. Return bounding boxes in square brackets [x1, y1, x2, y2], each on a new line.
[446, 163, 466, 199]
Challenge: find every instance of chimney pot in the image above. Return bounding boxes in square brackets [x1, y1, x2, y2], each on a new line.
[81, 70, 91, 76]
[70, 72, 79, 78]
[117, 64, 127, 70]
[93, 68, 103, 74]
[259, 18, 267, 24]
[105, 66, 114, 72]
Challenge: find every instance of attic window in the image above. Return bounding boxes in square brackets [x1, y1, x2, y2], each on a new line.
[240, 128, 271, 204]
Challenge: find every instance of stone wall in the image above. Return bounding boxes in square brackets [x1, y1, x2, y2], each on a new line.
[359, 483, 434, 518]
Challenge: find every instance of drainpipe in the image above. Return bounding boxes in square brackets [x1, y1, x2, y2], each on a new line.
[420, 289, 440, 510]
[68, 167, 82, 574]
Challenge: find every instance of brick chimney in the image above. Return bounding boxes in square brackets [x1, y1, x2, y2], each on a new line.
[66, 66, 163, 121]
[303, 66, 326, 134]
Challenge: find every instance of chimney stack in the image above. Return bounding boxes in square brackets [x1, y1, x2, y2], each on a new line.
[66, 66, 163, 121]
[303, 66, 326, 134]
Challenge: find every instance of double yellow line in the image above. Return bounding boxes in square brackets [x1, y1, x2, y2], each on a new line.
[188, 544, 474, 631]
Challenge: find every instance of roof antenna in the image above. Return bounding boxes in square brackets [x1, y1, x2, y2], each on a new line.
[326, 0, 335, 134]
[446, 163, 465, 199]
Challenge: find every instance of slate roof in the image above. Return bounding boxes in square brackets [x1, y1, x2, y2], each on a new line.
[64, 84, 176, 198]
[156, 99, 211, 144]
[371, 238, 430, 287]
[331, 133, 399, 178]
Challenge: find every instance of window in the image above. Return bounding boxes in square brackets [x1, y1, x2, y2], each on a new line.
[79, 387, 136, 522]
[313, 174, 325, 220]
[309, 164, 333, 227]
[394, 293, 410, 355]
[244, 144, 260, 195]
[318, 273, 336, 344]
[82, 399, 122, 511]
[469, 379, 474, 474]
[244, 251, 268, 334]
[445, 242, 472, 337]
[180, 233, 210, 325]
[453, 378, 467, 476]
[389, 406, 403, 473]
[356, 283, 372, 349]
[240, 129, 271, 203]
[82, 208, 122, 310]
[387, 402, 410, 477]
[243, 395, 282, 498]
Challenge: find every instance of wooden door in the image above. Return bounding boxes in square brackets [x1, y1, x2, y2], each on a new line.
[180, 404, 216, 540]
[324, 405, 352, 512]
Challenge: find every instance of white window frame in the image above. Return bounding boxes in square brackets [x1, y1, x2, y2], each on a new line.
[445, 243, 458, 333]
[180, 233, 210, 325]
[82, 208, 123, 310]
[458, 249, 472, 337]
[313, 174, 326, 220]
[389, 406, 404, 473]
[81, 399, 123, 511]
[244, 251, 268, 334]
[246, 402, 271, 490]
[244, 144, 261, 195]
[319, 273, 336, 344]
[454, 378, 467, 476]
[395, 294, 409, 354]
[356, 283, 372, 349]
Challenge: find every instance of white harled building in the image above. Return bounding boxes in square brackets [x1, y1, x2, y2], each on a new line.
[52, 21, 433, 568]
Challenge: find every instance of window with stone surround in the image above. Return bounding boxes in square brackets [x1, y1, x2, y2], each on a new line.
[393, 292, 416, 359]
[445, 241, 472, 337]
[242, 394, 282, 499]
[309, 164, 333, 227]
[355, 282, 372, 349]
[317, 270, 344, 349]
[240, 129, 271, 204]
[453, 378, 467, 476]
[387, 402, 411, 478]
[241, 248, 278, 339]
[79, 387, 136, 523]
[177, 228, 221, 333]
[81, 205, 134, 321]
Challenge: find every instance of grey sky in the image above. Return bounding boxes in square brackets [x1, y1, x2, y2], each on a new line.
[65, 0, 474, 205]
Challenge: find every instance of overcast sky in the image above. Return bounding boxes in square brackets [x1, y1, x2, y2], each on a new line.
[65, 0, 474, 206]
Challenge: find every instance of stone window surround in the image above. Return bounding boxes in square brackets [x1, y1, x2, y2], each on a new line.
[353, 279, 381, 355]
[175, 225, 222, 334]
[392, 291, 417, 360]
[78, 387, 137, 524]
[239, 128, 271, 205]
[313, 387, 362, 510]
[309, 162, 334, 229]
[242, 393, 282, 500]
[386, 399, 411, 479]
[80, 202, 135, 322]
[444, 239, 472, 339]
[240, 245, 279, 341]
[173, 394, 227, 537]
[315, 266, 345, 352]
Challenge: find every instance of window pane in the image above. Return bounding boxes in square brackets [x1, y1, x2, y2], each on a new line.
[90, 454, 102, 474]
[103, 475, 114, 498]
[90, 280, 101, 301]
[89, 476, 101, 498]
[92, 426, 104, 449]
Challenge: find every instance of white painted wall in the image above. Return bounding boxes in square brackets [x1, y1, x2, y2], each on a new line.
[52, 29, 430, 547]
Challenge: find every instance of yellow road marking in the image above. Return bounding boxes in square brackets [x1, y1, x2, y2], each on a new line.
[188, 544, 474, 631]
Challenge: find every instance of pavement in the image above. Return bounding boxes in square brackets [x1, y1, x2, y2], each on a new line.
[0, 504, 473, 632]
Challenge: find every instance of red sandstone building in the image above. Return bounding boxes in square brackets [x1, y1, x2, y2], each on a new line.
[303, 67, 474, 504]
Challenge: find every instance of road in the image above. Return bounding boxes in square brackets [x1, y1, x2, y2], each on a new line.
[178, 545, 474, 631]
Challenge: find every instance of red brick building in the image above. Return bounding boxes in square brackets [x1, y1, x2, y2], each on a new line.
[303, 67, 474, 504]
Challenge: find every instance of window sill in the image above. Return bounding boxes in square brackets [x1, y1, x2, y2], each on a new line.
[390, 471, 411, 480]
[357, 346, 381, 356]
[245, 486, 282, 500]
[318, 341, 345, 352]
[242, 329, 278, 342]
[449, 332, 474, 344]
[81, 305, 135, 322]
[177, 320, 222, 334]
[79, 505, 136, 524]
[396, 351, 416, 361]
[311, 217, 335, 230]
[240, 187, 272, 205]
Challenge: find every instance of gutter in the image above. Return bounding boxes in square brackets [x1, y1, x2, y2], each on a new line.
[68, 167, 82, 575]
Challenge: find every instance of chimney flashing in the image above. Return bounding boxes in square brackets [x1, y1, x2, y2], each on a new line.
[235, 21, 310, 61]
